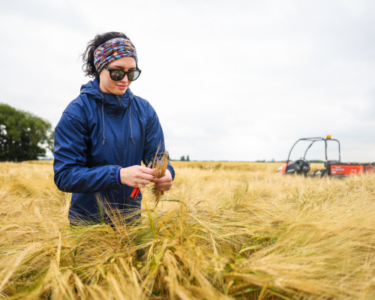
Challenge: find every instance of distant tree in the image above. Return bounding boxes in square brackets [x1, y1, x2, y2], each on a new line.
[180, 155, 185, 161]
[186, 155, 190, 161]
[0, 103, 53, 162]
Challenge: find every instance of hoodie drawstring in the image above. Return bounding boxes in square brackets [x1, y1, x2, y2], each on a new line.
[128, 89, 135, 145]
[98, 92, 106, 145]
[99, 90, 135, 146]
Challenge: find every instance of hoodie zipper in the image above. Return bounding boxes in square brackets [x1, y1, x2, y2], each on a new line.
[117, 96, 124, 159]
[117, 96, 124, 205]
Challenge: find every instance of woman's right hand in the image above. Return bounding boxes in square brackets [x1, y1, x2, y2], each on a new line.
[120, 166, 157, 188]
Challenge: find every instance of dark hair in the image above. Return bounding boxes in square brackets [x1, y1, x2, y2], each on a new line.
[82, 32, 129, 79]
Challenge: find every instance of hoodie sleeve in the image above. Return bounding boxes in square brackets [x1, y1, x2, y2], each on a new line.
[54, 112, 122, 193]
[142, 103, 175, 180]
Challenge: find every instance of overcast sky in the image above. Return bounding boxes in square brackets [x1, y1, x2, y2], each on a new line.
[1, 0, 375, 162]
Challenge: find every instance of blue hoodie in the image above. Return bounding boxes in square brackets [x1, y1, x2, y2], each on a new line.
[53, 79, 175, 222]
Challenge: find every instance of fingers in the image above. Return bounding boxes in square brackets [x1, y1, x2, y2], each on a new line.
[135, 167, 156, 181]
[154, 182, 172, 191]
[131, 167, 172, 190]
[152, 171, 173, 191]
[150, 169, 172, 183]
[150, 176, 168, 183]
[136, 179, 150, 188]
[140, 166, 157, 176]
[137, 173, 154, 181]
[136, 178, 171, 189]
[120, 166, 160, 188]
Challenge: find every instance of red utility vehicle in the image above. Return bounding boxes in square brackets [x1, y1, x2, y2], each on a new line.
[277, 136, 375, 177]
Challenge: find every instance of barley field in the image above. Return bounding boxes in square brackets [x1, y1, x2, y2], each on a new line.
[1, 161, 375, 299]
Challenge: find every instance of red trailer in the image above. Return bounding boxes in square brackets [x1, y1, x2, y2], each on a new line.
[277, 136, 375, 177]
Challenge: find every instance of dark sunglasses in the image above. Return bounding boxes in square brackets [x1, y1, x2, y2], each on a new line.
[103, 65, 142, 81]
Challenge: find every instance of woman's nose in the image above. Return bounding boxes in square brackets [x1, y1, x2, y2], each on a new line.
[120, 74, 129, 83]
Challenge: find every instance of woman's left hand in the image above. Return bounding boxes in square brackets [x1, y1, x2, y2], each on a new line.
[151, 169, 173, 191]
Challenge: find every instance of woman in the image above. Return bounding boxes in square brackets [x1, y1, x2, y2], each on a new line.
[53, 32, 175, 224]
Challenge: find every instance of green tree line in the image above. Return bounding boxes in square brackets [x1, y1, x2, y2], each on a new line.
[180, 155, 190, 161]
[0, 103, 54, 162]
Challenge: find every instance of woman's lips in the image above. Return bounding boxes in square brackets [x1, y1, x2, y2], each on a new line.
[117, 85, 127, 90]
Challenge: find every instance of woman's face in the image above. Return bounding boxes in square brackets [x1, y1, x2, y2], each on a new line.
[99, 56, 137, 95]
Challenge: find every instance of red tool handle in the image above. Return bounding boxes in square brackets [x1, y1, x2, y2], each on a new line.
[130, 187, 140, 199]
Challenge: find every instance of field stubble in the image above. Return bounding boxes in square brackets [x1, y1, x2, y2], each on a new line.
[0, 161, 375, 299]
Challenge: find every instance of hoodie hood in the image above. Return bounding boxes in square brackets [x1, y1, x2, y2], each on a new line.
[80, 78, 134, 145]
[80, 78, 131, 113]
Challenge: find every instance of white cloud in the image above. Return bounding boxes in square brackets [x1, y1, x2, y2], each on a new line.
[1, 0, 375, 162]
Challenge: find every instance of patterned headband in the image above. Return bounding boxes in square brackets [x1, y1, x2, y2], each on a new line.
[94, 38, 138, 74]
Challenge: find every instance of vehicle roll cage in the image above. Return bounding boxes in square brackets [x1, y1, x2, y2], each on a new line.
[286, 137, 341, 172]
